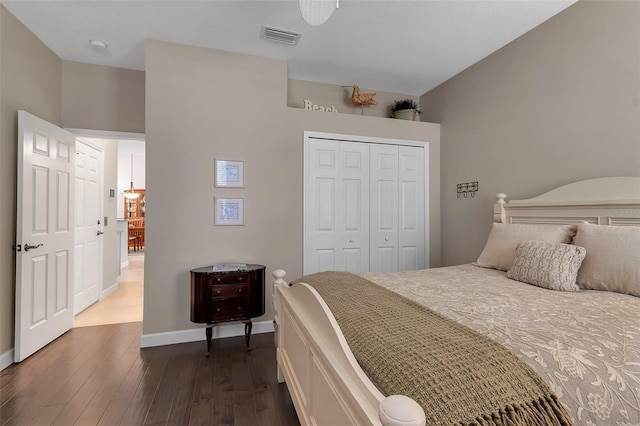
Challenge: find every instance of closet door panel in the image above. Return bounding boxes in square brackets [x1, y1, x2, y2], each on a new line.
[370, 144, 398, 272]
[305, 140, 341, 273]
[305, 139, 369, 274]
[340, 143, 369, 273]
[399, 146, 425, 270]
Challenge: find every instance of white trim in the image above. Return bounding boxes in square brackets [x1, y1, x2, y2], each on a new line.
[304, 130, 429, 148]
[65, 128, 145, 141]
[76, 137, 104, 152]
[139, 320, 274, 348]
[101, 282, 118, 300]
[120, 260, 129, 270]
[1, 348, 14, 371]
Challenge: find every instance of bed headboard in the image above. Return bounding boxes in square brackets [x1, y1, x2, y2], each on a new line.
[494, 177, 640, 227]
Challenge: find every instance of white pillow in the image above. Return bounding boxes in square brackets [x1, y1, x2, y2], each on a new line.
[573, 223, 640, 297]
[476, 223, 577, 271]
[507, 241, 586, 291]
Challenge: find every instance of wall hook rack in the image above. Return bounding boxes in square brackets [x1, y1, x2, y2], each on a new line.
[457, 181, 479, 198]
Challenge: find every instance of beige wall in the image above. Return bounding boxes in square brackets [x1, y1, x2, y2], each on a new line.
[288, 79, 421, 119]
[0, 5, 63, 356]
[145, 40, 440, 335]
[420, 0, 640, 266]
[62, 61, 145, 133]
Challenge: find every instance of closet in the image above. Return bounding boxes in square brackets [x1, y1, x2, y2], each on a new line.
[304, 132, 429, 274]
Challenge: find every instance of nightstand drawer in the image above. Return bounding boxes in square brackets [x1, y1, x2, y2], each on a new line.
[210, 283, 248, 299]
[211, 273, 248, 284]
[212, 299, 248, 321]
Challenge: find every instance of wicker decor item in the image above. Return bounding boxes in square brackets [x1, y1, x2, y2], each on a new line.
[293, 271, 573, 426]
[345, 85, 377, 106]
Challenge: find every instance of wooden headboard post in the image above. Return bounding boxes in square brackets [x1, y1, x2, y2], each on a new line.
[494, 193, 507, 223]
[494, 177, 640, 226]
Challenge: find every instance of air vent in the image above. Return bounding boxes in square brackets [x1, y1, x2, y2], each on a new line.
[262, 26, 301, 46]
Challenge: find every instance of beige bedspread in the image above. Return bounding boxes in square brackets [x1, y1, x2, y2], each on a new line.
[362, 264, 640, 426]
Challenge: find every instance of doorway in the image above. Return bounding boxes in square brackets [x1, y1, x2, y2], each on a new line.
[70, 134, 146, 328]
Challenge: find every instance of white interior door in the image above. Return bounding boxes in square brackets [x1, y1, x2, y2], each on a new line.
[370, 144, 399, 272]
[398, 146, 425, 271]
[304, 138, 369, 274]
[74, 140, 104, 314]
[15, 111, 75, 362]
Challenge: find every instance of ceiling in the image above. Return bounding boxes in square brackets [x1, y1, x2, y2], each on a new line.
[3, 0, 577, 95]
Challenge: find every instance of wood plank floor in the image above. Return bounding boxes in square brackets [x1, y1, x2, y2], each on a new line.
[0, 323, 299, 426]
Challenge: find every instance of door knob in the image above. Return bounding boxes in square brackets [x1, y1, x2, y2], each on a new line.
[349, 238, 354, 243]
[24, 243, 44, 252]
[384, 237, 389, 241]
[97, 231, 104, 236]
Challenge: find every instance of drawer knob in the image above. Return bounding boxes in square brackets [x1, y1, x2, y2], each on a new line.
[238, 277, 243, 281]
[238, 306, 242, 310]
[238, 288, 243, 293]
[216, 307, 221, 312]
[217, 278, 221, 282]
[215, 290, 221, 295]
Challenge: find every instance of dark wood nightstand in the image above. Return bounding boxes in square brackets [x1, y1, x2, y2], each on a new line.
[190, 264, 265, 355]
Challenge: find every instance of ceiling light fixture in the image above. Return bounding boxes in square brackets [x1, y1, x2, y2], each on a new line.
[299, 0, 339, 26]
[89, 39, 108, 50]
[123, 154, 140, 200]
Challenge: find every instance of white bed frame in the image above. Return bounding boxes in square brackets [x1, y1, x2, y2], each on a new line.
[272, 177, 640, 426]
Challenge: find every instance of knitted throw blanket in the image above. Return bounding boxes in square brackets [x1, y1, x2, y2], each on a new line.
[293, 271, 573, 426]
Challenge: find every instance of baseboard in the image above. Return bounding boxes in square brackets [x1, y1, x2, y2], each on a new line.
[0, 348, 14, 371]
[120, 260, 129, 270]
[139, 320, 274, 348]
[101, 282, 118, 300]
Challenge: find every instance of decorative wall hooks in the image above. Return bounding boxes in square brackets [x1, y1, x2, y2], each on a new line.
[457, 181, 479, 198]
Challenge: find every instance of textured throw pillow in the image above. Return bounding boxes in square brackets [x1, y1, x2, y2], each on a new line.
[506, 241, 586, 291]
[573, 223, 640, 297]
[475, 223, 577, 271]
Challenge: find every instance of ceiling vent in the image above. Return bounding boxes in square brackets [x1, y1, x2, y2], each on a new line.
[262, 26, 301, 46]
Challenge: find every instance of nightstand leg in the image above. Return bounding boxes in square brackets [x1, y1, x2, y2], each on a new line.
[244, 320, 253, 351]
[205, 323, 213, 357]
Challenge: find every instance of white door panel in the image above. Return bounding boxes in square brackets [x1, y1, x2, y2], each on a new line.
[370, 144, 399, 272]
[398, 146, 425, 271]
[15, 111, 75, 362]
[305, 139, 369, 274]
[74, 140, 103, 315]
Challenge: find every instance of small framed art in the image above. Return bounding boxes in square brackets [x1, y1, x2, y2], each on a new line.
[215, 197, 244, 226]
[215, 159, 244, 188]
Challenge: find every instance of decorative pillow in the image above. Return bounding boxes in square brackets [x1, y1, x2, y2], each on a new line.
[573, 223, 640, 297]
[506, 241, 586, 291]
[475, 223, 577, 271]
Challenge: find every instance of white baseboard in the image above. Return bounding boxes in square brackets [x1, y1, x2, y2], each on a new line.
[101, 282, 118, 300]
[120, 260, 129, 270]
[1, 348, 14, 371]
[139, 320, 274, 348]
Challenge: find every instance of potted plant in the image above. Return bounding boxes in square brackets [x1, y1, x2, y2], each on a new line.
[389, 99, 421, 120]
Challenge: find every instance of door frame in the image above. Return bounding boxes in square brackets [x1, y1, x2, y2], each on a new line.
[302, 131, 430, 274]
[65, 128, 145, 302]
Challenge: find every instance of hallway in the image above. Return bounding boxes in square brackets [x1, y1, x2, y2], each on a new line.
[74, 252, 144, 328]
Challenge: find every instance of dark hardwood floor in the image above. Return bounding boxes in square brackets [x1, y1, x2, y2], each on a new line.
[0, 323, 299, 426]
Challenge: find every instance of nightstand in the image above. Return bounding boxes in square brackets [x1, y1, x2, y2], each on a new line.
[190, 264, 265, 355]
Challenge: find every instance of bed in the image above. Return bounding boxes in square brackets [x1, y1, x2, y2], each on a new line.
[272, 177, 640, 426]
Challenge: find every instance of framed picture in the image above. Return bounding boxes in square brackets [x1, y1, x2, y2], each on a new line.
[215, 197, 244, 226]
[215, 159, 244, 188]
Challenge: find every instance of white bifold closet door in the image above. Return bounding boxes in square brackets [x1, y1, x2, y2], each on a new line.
[304, 135, 426, 275]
